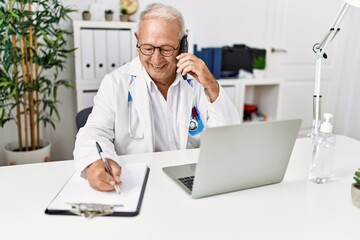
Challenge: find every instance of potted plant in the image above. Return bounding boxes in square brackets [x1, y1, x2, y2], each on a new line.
[120, 8, 129, 22]
[0, 0, 76, 165]
[252, 55, 266, 79]
[82, 10, 91, 21]
[351, 168, 360, 208]
[104, 9, 113, 21]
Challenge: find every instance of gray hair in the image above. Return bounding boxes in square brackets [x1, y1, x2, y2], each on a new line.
[138, 3, 186, 39]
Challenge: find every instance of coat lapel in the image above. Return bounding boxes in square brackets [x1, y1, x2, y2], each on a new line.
[127, 63, 154, 152]
[178, 80, 194, 149]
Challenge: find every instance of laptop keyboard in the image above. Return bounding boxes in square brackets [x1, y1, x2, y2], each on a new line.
[178, 176, 195, 192]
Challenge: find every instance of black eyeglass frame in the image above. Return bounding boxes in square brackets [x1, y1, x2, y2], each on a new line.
[136, 43, 180, 57]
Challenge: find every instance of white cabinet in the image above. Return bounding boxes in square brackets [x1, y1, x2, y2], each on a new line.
[73, 21, 137, 111]
[218, 78, 282, 123]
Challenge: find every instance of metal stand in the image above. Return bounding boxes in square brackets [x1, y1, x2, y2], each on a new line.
[312, 2, 349, 135]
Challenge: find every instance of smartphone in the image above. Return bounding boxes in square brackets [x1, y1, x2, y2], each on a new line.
[179, 35, 188, 80]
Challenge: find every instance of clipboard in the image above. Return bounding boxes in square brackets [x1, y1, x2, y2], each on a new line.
[45, 162, 150, 218]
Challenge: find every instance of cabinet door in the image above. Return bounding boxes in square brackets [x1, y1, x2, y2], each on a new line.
[82, 90, 97, 109]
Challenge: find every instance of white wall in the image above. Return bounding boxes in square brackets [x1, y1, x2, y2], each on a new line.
[334, 7, 360, 139]
[1, 0, 359, 165]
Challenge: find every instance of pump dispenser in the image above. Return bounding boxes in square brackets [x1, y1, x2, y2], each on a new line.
[320, 113, 333, 133]
[309, 113, 336, 184]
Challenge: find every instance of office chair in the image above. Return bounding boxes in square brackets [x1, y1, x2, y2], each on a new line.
[75, 107, 93, 131]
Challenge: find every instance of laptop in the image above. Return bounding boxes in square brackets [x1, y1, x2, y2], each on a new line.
[163, 119, 302, 199]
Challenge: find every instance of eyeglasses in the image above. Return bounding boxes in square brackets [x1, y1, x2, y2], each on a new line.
[136, 43, 179, 57]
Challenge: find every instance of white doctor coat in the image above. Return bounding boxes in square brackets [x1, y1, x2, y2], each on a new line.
[74, 57, 240, 173]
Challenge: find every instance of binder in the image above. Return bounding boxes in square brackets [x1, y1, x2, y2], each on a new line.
[119, 29, 132, 66]
[80, 29, 95, 80]
[45, 162, 150, 218]
[94, 29, 108, 80]
[194, 45, 222, 79]
[211, 47, 222, 79]
[106, 29, 121, 72]
[194, 45, 210, 69]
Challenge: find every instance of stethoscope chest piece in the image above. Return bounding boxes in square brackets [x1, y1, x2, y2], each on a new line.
[189, 118, 198, 131]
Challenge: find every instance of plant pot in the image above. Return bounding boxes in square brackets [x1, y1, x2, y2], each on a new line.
[4, 139, 51, 165]
[105, 13, 113, 21]
[120, 14, 130, 22]
[351, 183, 360, 208]
[253, 69, 265, 79]
[82, 12, 91, 21]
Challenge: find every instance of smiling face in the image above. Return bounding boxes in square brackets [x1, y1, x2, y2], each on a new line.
[135, 18, 180, 85]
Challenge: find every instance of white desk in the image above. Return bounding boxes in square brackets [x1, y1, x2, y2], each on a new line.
[1, 136, 360, 240]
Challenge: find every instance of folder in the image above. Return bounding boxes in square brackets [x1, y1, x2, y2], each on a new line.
[106, 29, 121, 72]
[45, 162, 150, 218]
[119, 29, 132, 66]
[193, 45, 222, 79]
[194, 45, 212, 70]
[80, 29, 95, 80]
[211, 48, 222, 79]
[94, 29, 108, 80]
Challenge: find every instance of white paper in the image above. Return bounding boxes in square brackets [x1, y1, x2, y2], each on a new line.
[47, 162, 148, 213]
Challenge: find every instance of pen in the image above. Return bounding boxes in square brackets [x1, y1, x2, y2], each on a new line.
[95, 141, 121, 194]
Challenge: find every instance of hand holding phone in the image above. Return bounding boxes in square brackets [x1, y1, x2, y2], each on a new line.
[179, 35, 188, 80]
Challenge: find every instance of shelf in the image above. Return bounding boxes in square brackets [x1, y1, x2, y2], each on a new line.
[73, 21, 137, 111]
[73, 20, 137, 29]
[218, 78, 282, 123]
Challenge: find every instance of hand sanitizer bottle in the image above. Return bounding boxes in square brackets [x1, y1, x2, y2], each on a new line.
[309, 113, 336, 184]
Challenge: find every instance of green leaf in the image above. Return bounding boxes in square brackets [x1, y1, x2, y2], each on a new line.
[354, 176, 360, 184]
[355, 170, 360, 179]
[252, 56, 266, 70]
[9, 10, 19, 19]
[0, 0, 77, 144]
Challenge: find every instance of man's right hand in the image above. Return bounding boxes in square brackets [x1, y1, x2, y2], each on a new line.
[86, 159, 122, 192]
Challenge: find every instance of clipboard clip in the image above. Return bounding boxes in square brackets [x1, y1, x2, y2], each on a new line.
[68, 203, 123, 219]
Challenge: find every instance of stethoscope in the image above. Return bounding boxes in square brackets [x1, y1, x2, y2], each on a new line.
[189, 106, 204, 137]
[128, 92, 144, 139]
[189, 107, 199, 131]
